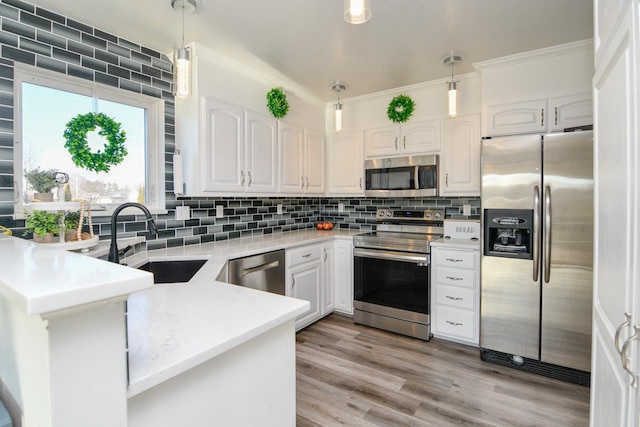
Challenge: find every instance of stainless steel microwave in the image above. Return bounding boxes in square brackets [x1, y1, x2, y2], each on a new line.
[364, 155, 439, 197]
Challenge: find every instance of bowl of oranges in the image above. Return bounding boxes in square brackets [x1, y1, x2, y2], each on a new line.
[316, 221, 334, 230]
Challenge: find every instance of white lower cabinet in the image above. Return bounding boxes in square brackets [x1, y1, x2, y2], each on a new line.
[287, 244, 322, 330]
[431, 244, 480, 345]
[333, 239, 354, 315]
[321, 243, 335, 314]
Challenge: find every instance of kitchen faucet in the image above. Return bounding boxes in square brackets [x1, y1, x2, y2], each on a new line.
[108, 202, 158, 264]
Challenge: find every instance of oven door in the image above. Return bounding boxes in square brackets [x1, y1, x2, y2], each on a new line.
[353, 248, 430, 315]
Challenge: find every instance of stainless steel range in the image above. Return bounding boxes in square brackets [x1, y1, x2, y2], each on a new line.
[353, 208, 444, 340]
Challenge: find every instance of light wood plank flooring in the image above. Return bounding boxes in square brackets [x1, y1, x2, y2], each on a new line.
[296, 314, 590, 427]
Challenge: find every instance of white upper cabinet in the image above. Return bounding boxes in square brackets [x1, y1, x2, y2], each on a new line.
[278, 122, 325, 194]
[327, 130, 365, 195]
[548, 92, 593, 132]
[200, 98, 278, 193]
[441, 114, 481, 196]
[486, 93, 592, 136]
[244, 110, 278, 193]
[364, 119, 441, 158]
[202, 98, 244, 192]
[485, 99, 547, 136]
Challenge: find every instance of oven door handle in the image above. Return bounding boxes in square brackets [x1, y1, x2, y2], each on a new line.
[353, 248, 429, 264]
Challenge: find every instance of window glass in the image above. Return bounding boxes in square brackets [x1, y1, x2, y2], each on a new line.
[22, 82, 147, 206]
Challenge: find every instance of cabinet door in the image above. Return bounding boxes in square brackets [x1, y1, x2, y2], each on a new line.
[441, 114, 481, 196]
[202, 98, 244, 192]
[333, 239, 353, 315]
[485, 99, 547, 136]
[401, 119, 441, 154]
[364, 125, 400, 158]
[322, 243, 335, 315]
[591, 3, 640, 426]
[548, 93, 593, 132]
[304, 129, 325, 194]
[290, 262, 322, 330]
[327, 130, 364, 195]
[245, 110, 277, 193]
[278, 122, 305, 193]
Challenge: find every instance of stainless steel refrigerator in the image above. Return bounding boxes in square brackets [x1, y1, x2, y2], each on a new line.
[480, 131, 593, 377]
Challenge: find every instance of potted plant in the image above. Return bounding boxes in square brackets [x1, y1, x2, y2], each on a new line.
[24, 168, 58, 202]
[23, 210, 62, 243]
[63, 210, 81, 242]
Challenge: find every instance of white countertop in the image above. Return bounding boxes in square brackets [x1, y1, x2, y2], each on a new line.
[0, 234, 153, 315]
[123, 228, 359, 397]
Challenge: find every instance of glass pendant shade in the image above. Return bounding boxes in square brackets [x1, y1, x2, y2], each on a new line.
[335, 102, 343, 132]
[175, 47, 190, 98]
[447, 80, 457, 117]
[344, 0, 371, 24]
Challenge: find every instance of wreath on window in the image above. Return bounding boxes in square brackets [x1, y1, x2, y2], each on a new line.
[387, 94, 415, 123]
[63, 112, 128, 173]
[266, 87, 289, 119]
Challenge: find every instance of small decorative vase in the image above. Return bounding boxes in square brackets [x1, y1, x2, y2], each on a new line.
[33, 232, 55, 243]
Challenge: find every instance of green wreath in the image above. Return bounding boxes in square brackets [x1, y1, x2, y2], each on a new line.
[63, 112, 128, 173]
[266, 87, 289, 119]
[387, 94, 415, 123]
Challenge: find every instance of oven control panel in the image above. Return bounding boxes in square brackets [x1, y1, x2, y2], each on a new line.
[376, 208, 445, 222]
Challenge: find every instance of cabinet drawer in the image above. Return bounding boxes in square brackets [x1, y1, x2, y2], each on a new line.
[287, 245, 321, 267]
[434, 306, 476, 340]
[434, 249, 476, 269]
[435, 285, 476, 310]
[435, 267, 476, 289]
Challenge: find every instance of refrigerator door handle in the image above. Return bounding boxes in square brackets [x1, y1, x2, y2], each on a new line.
[533, 185, 541, 282]
[544, 185, 552, 284]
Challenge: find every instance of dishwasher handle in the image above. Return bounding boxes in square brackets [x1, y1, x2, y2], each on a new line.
[239, 260, 281, 277]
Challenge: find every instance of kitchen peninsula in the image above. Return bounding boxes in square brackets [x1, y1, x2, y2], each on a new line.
[0, 233, 313, 427]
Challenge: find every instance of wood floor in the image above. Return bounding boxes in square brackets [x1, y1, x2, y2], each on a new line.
[296, 314, 590, 427]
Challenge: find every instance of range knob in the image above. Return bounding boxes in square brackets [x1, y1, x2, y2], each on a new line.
[386, 211, 392, 217]
[425, 212, 432, 218]
[378, 211, 385, 217]
[434, 212, 442, 219]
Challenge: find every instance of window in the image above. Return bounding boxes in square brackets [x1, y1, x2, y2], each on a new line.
[14, 65, 165, 216]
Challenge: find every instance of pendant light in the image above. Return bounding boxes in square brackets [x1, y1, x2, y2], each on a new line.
[331, 82, 347, 132]
[171, 0, 196, 98]
[443, 54, 462, 117]
[344, 0, 371, 24]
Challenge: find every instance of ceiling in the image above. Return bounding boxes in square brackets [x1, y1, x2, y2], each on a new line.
[31, 0, 593, 102]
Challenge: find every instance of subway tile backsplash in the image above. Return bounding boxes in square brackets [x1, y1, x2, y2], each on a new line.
[0, 0, 481, 252]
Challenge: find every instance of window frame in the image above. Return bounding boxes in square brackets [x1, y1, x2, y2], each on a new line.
[12, 64, 166, 218]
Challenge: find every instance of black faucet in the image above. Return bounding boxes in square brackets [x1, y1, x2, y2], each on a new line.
[108, 202, 158, 264]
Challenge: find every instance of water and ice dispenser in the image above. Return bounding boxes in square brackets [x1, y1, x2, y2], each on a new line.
[483, 209, 533, 260]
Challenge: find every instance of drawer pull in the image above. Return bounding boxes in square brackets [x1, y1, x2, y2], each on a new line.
[445, 258, 463, 263]
[301, 253, 312, 258]
[446, 296, 463, 301]
[446, 321, 463, 326]
[446, 276, 463, 281]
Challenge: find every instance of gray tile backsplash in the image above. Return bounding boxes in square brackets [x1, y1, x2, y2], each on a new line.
[0, 0, 481, 252]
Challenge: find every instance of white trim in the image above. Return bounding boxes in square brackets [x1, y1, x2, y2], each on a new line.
[472, 39, 594, 71]
[12, 64, 166, 217]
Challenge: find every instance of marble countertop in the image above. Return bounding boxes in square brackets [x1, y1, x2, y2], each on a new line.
[0, 234, 153, 315]
[431, 237, 481, 250]
[124, 228, 359, 397]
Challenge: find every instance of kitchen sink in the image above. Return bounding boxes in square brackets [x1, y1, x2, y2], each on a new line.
[137, 259, 207, 283]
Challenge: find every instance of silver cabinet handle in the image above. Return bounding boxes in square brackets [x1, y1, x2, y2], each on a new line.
[394, 136, 398, 150]
[324, 250, 327, 261]
[533, 185, 541, 282]
[554, 106, 558, 125]
[247, 171, 252, 187]
[300, 176, 304, 189]
[301, 253, 312, 258]
[446, 321, 463, 326]
[615, 312, 632, 355]
[240, 170, 245, 186]
[403, 135, 406, 149]
[446, 296, 463, 301]
[621, 325, 640, 388]
[359, 177, 362, 190]
[445, 276, 463, 281]
[445, 173, 449, 187]
[541, 108, 544, 126]
[544, 185, 552, 284]
[291, 275, 295, 288]
[445, 258, 463, 263]
[306, 176, 309, 189]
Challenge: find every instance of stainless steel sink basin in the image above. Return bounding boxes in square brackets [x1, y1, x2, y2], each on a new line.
[137, 259, 207, 283]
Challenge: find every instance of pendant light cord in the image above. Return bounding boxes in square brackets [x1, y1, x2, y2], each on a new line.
[182, 1, 186, 48]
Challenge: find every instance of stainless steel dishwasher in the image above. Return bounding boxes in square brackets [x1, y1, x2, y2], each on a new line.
[228, 249, 285, 295]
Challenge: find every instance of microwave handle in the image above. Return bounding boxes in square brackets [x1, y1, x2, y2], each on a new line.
[414, 166, 419, 190]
